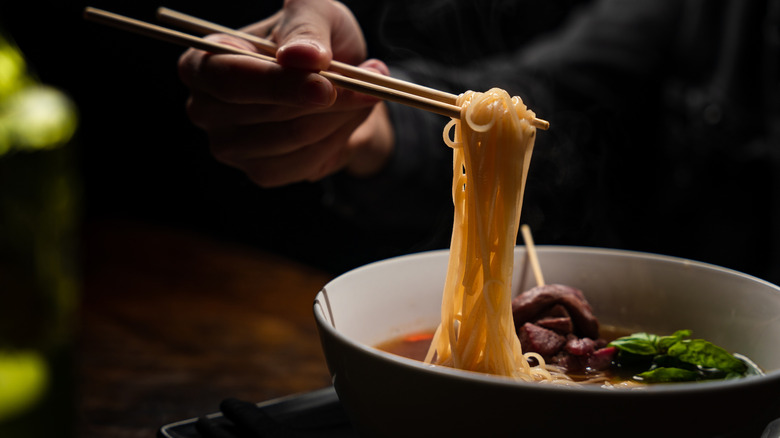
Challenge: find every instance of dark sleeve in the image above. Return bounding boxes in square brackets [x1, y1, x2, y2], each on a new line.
[512, 0, 682, 109]
[323, 68, 452, 235]
[322, 0, 683, 248]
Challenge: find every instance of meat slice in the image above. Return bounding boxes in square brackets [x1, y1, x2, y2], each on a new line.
[511, 284, 599, 339]
[587, 346, 617, 371]
[564, 335, 596, 356]
[536, 316, 574, 334]
[513, 284, 615, 373]
[537, 303, 570, 319]
[535, 304, 574, 334]
[518, 323, 565, 358]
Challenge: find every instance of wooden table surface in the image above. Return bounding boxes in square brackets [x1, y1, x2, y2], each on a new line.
[76, 220, 335, 437]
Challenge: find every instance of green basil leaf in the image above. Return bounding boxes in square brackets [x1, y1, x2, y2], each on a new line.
[636, 367, 700, 383]
[667, 339, 747, 374]
[608, 332, 661, 356]
[657, 329, 691, 351]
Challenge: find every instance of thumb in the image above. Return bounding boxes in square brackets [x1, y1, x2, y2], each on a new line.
[274, 0, 335, 71]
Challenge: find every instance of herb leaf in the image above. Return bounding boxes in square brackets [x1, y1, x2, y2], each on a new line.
[607, 330, 692, 357]
[607, 332, 660, 355]
[666, 339, 747, 374]
[608, 330, 752, 383]
[636, 367, 700, 383]
[657, 329, 691, 351]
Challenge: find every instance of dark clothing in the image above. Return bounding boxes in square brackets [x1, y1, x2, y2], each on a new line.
[329, 0, 780, 282]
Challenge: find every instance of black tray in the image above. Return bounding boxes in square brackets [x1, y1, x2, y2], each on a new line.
[157, 386, 357, 438]
[158, 386, 780, 438]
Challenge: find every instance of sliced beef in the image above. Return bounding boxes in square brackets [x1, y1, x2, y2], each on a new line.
[587, 346, 617, 371]
[551, 343, 616, 372]
[564, 335, 596, 355]
[518, 322, 565, 358]
[537, 303, 570, 319]
[535, 304, 574, 333]
[536, 316, 574, 333]
[513, 284, 614, 373]
[512, 284, 599, 339]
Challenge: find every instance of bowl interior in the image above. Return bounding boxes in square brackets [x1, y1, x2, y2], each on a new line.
[316, 246, 780, 373]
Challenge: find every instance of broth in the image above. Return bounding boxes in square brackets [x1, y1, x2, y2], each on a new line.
[377, 325, 633, 361]
[376, 332, 435, 362]
[376, 325, 636, 383]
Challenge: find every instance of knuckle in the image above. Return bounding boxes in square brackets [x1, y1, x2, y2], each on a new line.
[208, 143, 235, 166]
[207, 133, 241, 166]
[184, 97, 211, 129]
[176, 50, 199, 87]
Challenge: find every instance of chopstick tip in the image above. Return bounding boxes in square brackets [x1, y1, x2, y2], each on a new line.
[83, 6, 97, 18]
[156, 6, 173, 18]
[533, 118, 550, 131]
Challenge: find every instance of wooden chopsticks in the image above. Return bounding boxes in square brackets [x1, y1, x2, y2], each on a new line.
[83, 7, 550, 130]
[156, 7, 458, 106]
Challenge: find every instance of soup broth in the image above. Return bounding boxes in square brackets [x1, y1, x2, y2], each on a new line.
[376, 325, 636, 383]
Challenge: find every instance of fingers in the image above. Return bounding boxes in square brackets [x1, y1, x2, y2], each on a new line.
[273, 0, 366, 70]
[220, 109, 373, 187]
[188, 58, 391, 186]
[182, 56, 389, 131]
[185, 92, 304, 129]
[179, 34, 337, 108]
[209, 110, 355, 161]
[175, 1, 391, 186]
[177, 0, 382, 118]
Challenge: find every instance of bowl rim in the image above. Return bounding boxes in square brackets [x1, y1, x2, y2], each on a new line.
[314, 245, 780, 395]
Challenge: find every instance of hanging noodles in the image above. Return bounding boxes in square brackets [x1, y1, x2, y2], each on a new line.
[424, 88, 569, 383]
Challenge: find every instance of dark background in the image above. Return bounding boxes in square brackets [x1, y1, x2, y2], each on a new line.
[7, 1, 775, 283]
[1, 0, 285, 248]
[0, 1, 587, 274]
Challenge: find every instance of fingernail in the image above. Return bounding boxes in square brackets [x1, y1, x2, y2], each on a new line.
[296, 39, 327, 55]
[278, 40, 330, 70]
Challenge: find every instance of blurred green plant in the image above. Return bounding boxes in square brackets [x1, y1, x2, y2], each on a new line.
[0, 351, 48, 422]
[0, 36, 27, 97]
[0, 34, 78, 155]
[0, 32, 80, 436]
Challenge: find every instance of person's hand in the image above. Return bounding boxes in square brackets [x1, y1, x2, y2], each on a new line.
[178, 0, 395, 187]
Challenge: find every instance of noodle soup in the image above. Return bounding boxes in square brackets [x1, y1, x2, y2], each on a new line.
[316, 88, 777, 437]
[314, 247, 780, 437]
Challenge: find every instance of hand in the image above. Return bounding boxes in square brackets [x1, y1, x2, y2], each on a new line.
[178, 0, 395, 187]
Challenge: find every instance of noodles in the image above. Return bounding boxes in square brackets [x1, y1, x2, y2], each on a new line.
[425, 88, 569, 383]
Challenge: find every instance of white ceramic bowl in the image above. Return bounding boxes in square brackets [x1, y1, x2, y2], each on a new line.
[313, 247, 780, 438]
